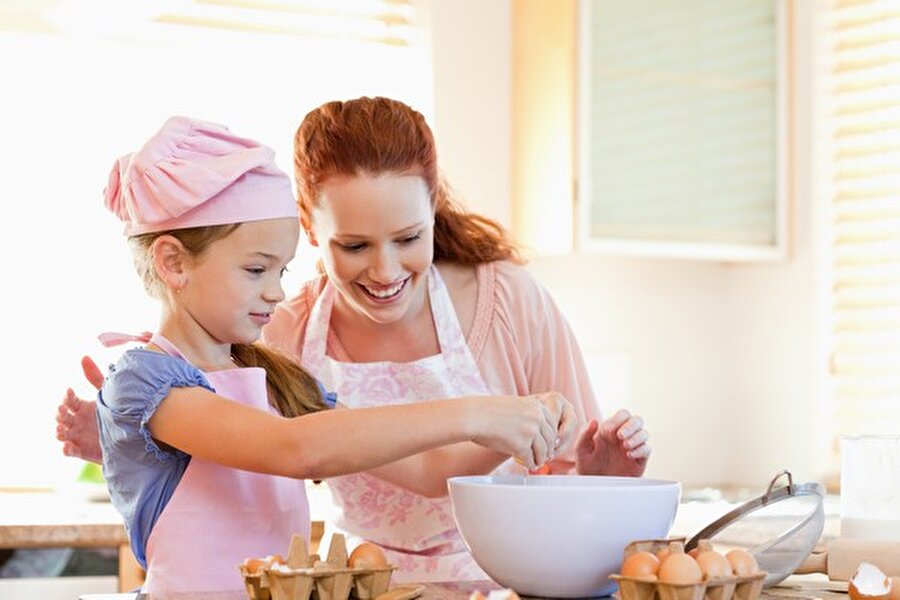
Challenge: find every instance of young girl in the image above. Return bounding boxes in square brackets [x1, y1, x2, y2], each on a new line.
[96, 116, 575, 595]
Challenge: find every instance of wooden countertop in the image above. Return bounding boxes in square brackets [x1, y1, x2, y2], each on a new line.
[0, 488, 127, 548]
[78, 577, 848, 600]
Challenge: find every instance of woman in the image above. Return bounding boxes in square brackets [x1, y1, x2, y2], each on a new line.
[58, 96, 650, 582]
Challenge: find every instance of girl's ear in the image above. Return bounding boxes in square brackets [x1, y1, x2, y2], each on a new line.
[151, 235, 189, 293]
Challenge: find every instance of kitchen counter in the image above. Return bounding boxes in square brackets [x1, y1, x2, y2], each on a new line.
[0, 487, 138, 591]
[77, 577, 848, 600]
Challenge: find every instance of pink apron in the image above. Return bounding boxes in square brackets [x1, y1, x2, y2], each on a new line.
[142, 334, 309, 595]
[301, 267, 521, 582]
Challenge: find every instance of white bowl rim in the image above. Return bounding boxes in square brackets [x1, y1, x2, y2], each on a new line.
[448, 474, 681, 491]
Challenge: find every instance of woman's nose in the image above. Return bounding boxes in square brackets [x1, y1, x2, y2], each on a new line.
[368, 246, 398, 283]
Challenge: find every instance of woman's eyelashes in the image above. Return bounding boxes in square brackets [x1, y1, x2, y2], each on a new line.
[338, 242, 367, 253]
[336, 233, 421, 253]
[398, 233, 421, 244]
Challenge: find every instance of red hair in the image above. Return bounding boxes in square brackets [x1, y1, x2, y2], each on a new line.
[293, 97, 522, 265]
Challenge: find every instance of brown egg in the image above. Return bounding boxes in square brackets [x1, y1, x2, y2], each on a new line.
[348, 542, 388, 568]
[656, 547, 671, 563]
[849, 563, 892, 600]
[621, 551, 660, 579]
[242, 557, 266, 574]
[469, 593, 488, 600]
[659, 554, 702, 585]
[696, 549, 730, 580]
[725, 549, 759, 577]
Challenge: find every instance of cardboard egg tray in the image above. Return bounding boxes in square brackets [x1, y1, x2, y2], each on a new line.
[239, 534, 397, 600]
[610, 539, 766, 600]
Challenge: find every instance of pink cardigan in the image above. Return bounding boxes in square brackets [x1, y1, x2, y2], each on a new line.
[263, 260, 600, 464]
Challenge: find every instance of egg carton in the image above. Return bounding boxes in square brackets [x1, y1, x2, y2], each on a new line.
[239, 534, 397, 600]
[610, 539, 765, 600]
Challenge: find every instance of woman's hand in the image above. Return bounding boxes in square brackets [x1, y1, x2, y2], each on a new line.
[574, 409, 650, 476]
[55, 356, 104, 464]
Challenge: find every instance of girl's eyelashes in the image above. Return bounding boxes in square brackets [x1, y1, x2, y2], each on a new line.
[245, 266, 290, 276]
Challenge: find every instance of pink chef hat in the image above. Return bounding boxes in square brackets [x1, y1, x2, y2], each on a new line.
[104, 116, 297, 236]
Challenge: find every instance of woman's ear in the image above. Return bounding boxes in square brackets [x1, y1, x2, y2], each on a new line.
[301, 214, 319, 247]
[151, 235, 189, 293]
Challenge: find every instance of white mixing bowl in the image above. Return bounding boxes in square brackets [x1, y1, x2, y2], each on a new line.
[448, 475, 681, 598]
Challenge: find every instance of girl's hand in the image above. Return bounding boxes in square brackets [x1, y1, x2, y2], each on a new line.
[535, 391, 578, 457]
[470, 394, 564, 470]
[55, 356, 104, 464]
[574, 410, 650, 477]
[469, 392, 576, 470]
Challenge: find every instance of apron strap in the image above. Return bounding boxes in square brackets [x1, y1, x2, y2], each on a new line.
[98, 331, 153, 347]
[97, 331, 189, 363]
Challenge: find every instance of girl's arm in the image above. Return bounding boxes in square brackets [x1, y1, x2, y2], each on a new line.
[364, 395, 578, 497]
[147, 388, 566, 479]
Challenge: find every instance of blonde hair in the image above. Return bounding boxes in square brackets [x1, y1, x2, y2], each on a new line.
[129, 225, 328, 417]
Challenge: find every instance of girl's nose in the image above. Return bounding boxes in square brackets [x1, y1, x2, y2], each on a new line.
[263, 278, 286, 303]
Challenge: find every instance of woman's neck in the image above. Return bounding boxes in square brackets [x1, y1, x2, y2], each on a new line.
[329, 277, 439, 362]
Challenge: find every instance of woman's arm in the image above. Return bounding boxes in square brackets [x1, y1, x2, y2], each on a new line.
[147, 387, 566, 479]
[504, 263, 650, 475]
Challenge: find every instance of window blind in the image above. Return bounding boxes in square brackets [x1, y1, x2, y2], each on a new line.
[826, 0, 900, 439]
[0, 0, 416, 46]
[581, 0, 784, 254]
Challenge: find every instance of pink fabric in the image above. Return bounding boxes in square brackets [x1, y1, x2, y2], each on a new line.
[97, 331, 153, 347]
[104, 117, 296, 236]
[264, 261, 599, 579]
[300, 267, 501, 581]
[141, 334, 309, 595]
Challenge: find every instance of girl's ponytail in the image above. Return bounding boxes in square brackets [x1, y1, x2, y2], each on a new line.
[231, 344, 329, 417]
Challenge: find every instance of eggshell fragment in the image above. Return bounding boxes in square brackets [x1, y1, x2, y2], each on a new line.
[487, 590, 521, 600]
[849, 563, 892, 600]
[889, 577, 900, 600]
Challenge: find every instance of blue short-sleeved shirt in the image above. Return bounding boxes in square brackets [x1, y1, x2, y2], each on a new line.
[96, 349, 336, 569]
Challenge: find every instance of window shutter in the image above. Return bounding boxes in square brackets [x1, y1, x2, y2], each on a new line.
[0, 0, 417, 46]
[826, 0, 900, 439]
[580, 0, 787, 259]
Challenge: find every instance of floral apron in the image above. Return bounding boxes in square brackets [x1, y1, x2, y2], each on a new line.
[301, 267, 519, 582]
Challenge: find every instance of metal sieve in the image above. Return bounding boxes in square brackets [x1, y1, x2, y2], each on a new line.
[685, 470, 826, 587]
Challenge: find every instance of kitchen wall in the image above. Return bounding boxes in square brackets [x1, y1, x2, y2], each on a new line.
[424, 0, 827, 488]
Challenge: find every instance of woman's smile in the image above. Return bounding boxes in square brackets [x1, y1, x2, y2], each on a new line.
[357, 276, 410, 303]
